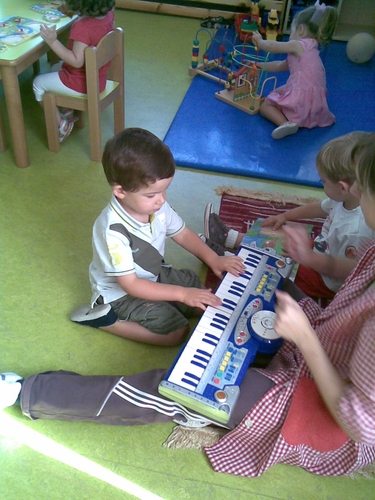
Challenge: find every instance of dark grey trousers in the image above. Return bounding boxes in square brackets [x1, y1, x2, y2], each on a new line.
[20, 368, 275, 430]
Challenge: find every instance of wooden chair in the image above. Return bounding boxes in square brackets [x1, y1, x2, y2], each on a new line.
[43, 27, 124, 162]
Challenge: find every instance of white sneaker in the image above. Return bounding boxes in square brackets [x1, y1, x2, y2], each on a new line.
[0, 373, 22, 410]
[271, 122, 299, 140]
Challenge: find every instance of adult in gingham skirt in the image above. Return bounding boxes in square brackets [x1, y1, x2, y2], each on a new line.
[19, 246, 375, 477]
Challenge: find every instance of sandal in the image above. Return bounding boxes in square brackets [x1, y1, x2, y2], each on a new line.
[58, 118, 74, 143]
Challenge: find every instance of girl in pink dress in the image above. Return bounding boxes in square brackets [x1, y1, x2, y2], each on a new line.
[252, 1, 338, 139]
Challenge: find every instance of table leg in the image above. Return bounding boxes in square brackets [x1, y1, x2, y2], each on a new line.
[33, 60, 41, 75]
[1, 66, 29, 168]
[0, 104, 7, 152]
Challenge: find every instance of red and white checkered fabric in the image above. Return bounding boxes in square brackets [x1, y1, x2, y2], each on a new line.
[205, 246, 375, 477]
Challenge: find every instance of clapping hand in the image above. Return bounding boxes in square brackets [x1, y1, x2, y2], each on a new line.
[40, 24, 57, 47]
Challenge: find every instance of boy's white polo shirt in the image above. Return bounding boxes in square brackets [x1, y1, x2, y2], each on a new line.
[89, 195, 185, 305]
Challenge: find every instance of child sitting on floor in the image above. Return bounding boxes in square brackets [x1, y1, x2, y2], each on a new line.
[202, 132, 375, 301]
[252, 1, 337, 139]
[70, 128, 245, 346]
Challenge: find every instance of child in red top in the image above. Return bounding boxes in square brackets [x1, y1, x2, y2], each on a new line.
[33, 0, 115, 142]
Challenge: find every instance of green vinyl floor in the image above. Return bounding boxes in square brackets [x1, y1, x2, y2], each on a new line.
[0, 8, 373, 500]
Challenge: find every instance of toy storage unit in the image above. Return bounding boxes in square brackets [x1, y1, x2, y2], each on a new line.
[282, 0, 375, 41]
[115, 0, 288, 25]
[116, 0, 375, 42]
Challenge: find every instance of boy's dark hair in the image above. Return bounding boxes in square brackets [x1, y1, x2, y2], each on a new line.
[102, 128, 176, 192]
[66, 0, 115, 17]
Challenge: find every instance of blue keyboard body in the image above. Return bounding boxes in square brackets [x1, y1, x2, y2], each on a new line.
[158, 242, 294, 423]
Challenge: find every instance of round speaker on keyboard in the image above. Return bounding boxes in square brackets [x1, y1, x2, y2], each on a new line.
[249, 310, 283, 354]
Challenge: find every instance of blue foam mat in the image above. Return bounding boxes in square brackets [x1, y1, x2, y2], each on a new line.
[164, 41, 375, 187]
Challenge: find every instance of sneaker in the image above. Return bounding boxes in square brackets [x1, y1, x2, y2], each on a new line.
[201, 16, 234, 29]
[58, 118, 74, 143]
[70, 304, 118, 329]
[199, 234, 225, 256]
[0, 372, 23, 410]
[271, 122, 299, 140]
[200, 16, 225, 28]
[204, 203, 229, 246]
[60, 109, 79, 124]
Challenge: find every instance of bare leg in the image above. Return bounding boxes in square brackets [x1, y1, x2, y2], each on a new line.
[259, 101, 288, 126]
[100, 320, 190, 347]
[260, 102, 299, 139]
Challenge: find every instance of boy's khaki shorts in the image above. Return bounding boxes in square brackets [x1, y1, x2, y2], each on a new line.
[109, 267, 202, 334]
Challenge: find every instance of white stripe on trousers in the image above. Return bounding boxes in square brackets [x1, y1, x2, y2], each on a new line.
[100, 378, 228, 429]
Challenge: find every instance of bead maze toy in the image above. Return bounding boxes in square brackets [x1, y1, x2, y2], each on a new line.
[189, 27, 277, 115]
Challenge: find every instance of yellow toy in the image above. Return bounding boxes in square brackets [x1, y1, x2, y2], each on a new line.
[265, 9, 279, 41]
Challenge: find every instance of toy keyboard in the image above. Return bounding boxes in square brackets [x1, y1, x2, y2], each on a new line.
[158, 243, 294, 424]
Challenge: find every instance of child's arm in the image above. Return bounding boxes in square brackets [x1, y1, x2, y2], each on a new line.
[274, 290, 354, 439]
[116, 273, 221, 311]
[283, 223, 356, 283]
[172, 227, 246, 278]
[262, 201, 326, 230]
[40, 24, 87, 68]
[252, 30, 304, 57]
[257, 59, 289, 73]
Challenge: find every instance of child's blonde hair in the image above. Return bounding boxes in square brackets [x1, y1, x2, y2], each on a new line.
[316, 132, 370, 184]
[351, 132, 375, 197]
[293, 3, 338, 47]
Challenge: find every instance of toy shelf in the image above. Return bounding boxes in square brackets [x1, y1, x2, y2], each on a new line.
[282, 0, 375, 41]
[115, 0, 374, 42]
[334, 0, 375, 41]
[115, 0, 288, 23]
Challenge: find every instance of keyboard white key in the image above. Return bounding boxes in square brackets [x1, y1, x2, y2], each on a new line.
[165, 246, 277, 390]
[159, 244, 295, 423]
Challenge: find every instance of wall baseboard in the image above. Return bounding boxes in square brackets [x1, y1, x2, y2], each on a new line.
[115, 0, 251, 19]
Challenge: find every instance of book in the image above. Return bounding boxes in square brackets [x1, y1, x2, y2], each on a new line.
[30, 2, 66, 18]
[242, 218, 313, 282]
[0, 17, 48, 46]
[242, 217, 286, 254]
